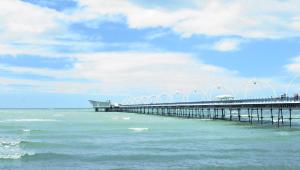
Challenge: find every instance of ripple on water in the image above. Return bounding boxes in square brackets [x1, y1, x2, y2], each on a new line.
[1, 119, 58, 122]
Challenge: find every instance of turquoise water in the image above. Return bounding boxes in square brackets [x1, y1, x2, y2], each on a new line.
[0, 109, 300, 170]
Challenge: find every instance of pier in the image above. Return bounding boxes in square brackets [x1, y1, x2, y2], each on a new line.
[90, 97, 300, 127]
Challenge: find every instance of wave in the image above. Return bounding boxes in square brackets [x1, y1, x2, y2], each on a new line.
[0, 138, 34, 160]
[19, 141, 67, 149]
[123, 117, 131, 120]
[0, 153, 25, 160]
[1, 150, 77, 160]
[128, 128, 149, 132]
[0, 140, 21, 147]
[19, 152, 76, 160]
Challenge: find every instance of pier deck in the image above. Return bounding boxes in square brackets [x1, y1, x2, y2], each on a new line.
[91, 98, 300, 127]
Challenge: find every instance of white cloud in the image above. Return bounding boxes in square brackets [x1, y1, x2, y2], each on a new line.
[0, 0, 64, 41]
[212, 39, 240, 52]
[0, 0, 299, 58]
[71, 52, 237, 92]
[0, 64, 74, 79]
[0, 0, 73, 58]
[291, 17, 300, 30]
[0, 76, 102, 94]
[0, 51, 283, 98]
[0, 0, 296, 100]
[74, 0, 300, 39]
[283, 56, 300, 95]
[0, 51, 235, 93]
[285, 56, 300, 74]
[0, 48, 290, 101]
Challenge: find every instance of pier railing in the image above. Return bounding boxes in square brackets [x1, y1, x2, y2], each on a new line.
[123, 97, 300, 107]
[91, 97, 300, 128]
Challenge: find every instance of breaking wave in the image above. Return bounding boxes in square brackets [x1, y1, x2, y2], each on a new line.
[0, 138, 34, 160]
[128, 128, 149, 132]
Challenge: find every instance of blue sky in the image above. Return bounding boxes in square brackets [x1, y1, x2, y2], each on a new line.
[1, 0, 300, 107]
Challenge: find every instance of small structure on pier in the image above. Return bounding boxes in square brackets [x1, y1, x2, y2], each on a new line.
[216, 95, 234, 101]
[89, 100, 115, 112]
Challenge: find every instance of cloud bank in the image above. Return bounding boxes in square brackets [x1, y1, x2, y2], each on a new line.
[0, 0, 298, 103]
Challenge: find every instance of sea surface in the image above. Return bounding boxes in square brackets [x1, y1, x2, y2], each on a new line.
[0, 109, 300, 170]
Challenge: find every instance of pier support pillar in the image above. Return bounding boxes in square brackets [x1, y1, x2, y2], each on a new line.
[260, 108, 263, 125]
[271, 108, 273, 125]
[289, 108, 292, 128]
[238, 108, 241, 122]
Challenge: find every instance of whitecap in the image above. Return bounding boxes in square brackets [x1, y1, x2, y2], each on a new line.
[198, 119, 212, 121]
[0, 138, 33, 160]
[22, 129, 31, 132]
[0, 152, 35, 160]
[128, 128, 149, 132]
[123, 117, 131, 120]
[0, 153, 23, 160]
[0, 140, 21, 147]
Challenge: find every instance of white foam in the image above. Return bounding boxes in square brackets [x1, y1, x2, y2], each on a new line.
[198, 119, 212, 121]
[22, 129, 31, 132]
[128, 128, 149, 132]
[0, 152, 35, 160]
[0, 138, 27, 160]
[0, 140, 21, 147]
[0, 153, 23, 160]
[123, 117, 131, 120]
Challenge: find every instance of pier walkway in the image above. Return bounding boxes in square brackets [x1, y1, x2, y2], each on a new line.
[90, 97, 300, 127]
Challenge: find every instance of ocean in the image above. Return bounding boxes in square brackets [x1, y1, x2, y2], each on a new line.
[0, 109, 300, 170]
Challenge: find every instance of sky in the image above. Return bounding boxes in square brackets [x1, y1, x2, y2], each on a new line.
[1, 0, 300, 107]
